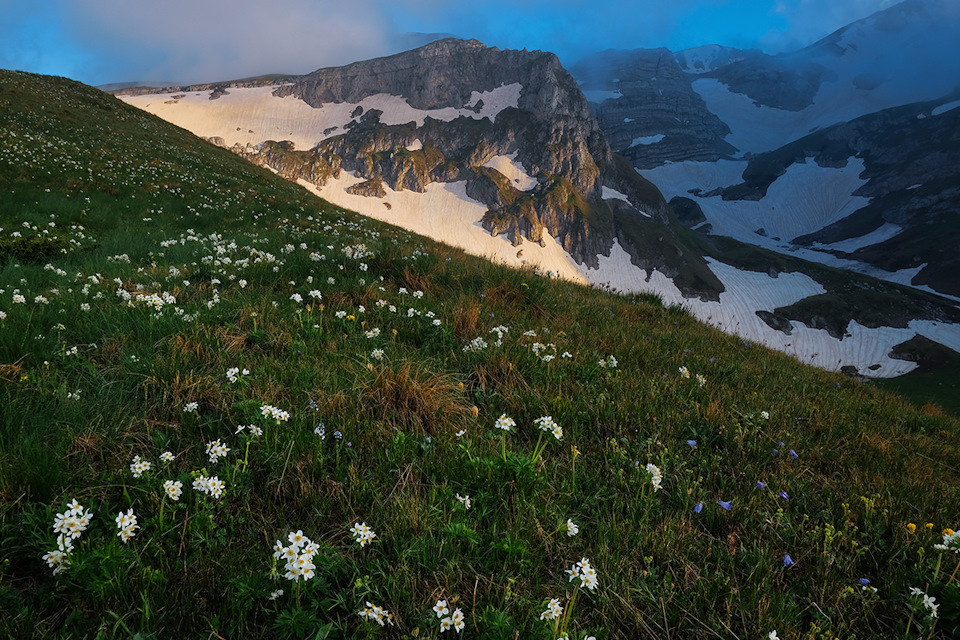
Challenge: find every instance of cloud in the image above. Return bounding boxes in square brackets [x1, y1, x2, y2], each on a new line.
[760, 0, 899, 51]
[1, 0, 952, 85]
[53, 0, 395, 84]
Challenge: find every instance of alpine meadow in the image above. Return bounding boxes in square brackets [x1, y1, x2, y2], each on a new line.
[2, 68, 959, 640]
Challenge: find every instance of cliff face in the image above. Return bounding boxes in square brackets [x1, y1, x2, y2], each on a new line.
[252, 40, 709, 291]
[571, 48, 737, 169]
[112, 38, 723, 299]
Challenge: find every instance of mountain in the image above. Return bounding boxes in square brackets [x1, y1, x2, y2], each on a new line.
[113, 39, 721, 298]
[112, 31, 960, 378]
[569, 0, 960, 373]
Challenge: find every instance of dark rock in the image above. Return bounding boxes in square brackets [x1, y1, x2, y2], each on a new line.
[756, 310, 793, 334]
[669, 196, 706, 228]
[346, 178, 386, 197]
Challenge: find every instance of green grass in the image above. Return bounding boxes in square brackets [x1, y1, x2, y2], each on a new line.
[2, 69, 960, 639]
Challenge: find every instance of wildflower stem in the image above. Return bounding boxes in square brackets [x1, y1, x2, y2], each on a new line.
[946, 556, 960, 586]
[531, 432, 544, 466]
[559, 583, 579, 638]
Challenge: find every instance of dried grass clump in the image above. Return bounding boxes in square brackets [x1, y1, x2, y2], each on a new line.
[358, 362, 472, 437]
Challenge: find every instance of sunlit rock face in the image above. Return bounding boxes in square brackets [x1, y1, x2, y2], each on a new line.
[116, 38, 720, 299]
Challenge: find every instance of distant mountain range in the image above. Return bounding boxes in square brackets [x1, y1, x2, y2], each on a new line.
[109, 0, 960, 378]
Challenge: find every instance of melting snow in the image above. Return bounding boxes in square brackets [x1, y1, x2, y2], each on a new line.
[638, 160, 747, 200]
[601, 187, 650, 217]
[631, 134, 665, 146]
[817, 223, 902, 252]
[482, 152, 537, 191]
[690, 158, 870, 246]
[932, 99, 960, 116]
[120, 83, 523, 152]
[585, 242, 960, 377]
[299, 173, 584, 283]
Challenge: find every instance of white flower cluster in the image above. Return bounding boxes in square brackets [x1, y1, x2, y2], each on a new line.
[260, 404, 290, 423]
[350, 521, 377, 547]
[531, 342, 557, 362]
[646, 463, 663, 492]
[540, 597, 562, 620]
[134, 291, 177, 311]
[164, 479, 183, 501]
[910, 587, 940, 618]
[273, 529, 320, 582]
[43, 499, 93, 574]
[183, 401, 199, 413]
[679, 366, 690, 379]
[115, 508, 139, 543]
[455, 493, 472, 510]
[598, 355, 618, 368]
[934, 530, 960, 553]
[463, 336, 489, 352]
[565, 518, 579, 537]
[342, 243, 373, 260]
[433, 599, 465, 633]
[566, 557, 599, 590]
[489, 325, 509, 346]
[365, 327, 381, 338]
[494, 414, 515, 432]
[130, 455, 151, 478]
[225, 366, 250, 383]
[358, 601, 393, 626]
[371, 348, 385, 361]
[192, 475, 225, 499]
[206, 439, 230, 463]
[160, 451, 175, 462]
[235, 424, 264, 436]
[534, 415, 563, 441]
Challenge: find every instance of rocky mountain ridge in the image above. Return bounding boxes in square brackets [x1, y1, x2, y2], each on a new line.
[116, 39, 721, 298]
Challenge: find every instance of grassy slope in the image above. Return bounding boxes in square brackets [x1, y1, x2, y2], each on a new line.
[1, 70, 960, 639]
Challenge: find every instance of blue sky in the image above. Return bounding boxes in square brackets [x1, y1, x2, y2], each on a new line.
[1, 0, 901, 85]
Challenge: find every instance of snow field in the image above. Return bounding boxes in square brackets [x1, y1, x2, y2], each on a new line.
[585, 243, 960, 377]
[121, 83, 523, 152]
[299, 173, 586, 284]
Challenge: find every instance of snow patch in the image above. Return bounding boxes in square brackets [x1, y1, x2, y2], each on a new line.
[299, 173, 584, 283]
[818, 223, 902, 252]
[638, 160, 747, 200]
[585, 245, 960, 377]
[583, 89, 621, 103]
[932, 99, 960, 116]
[601, 187, 651, 217]
[120, 83, 522, 152]
[482, 152, 537, 191]
[697, 158, 871, 246]
[631, 134, 665, 146]
[406, 139, 423, 151]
